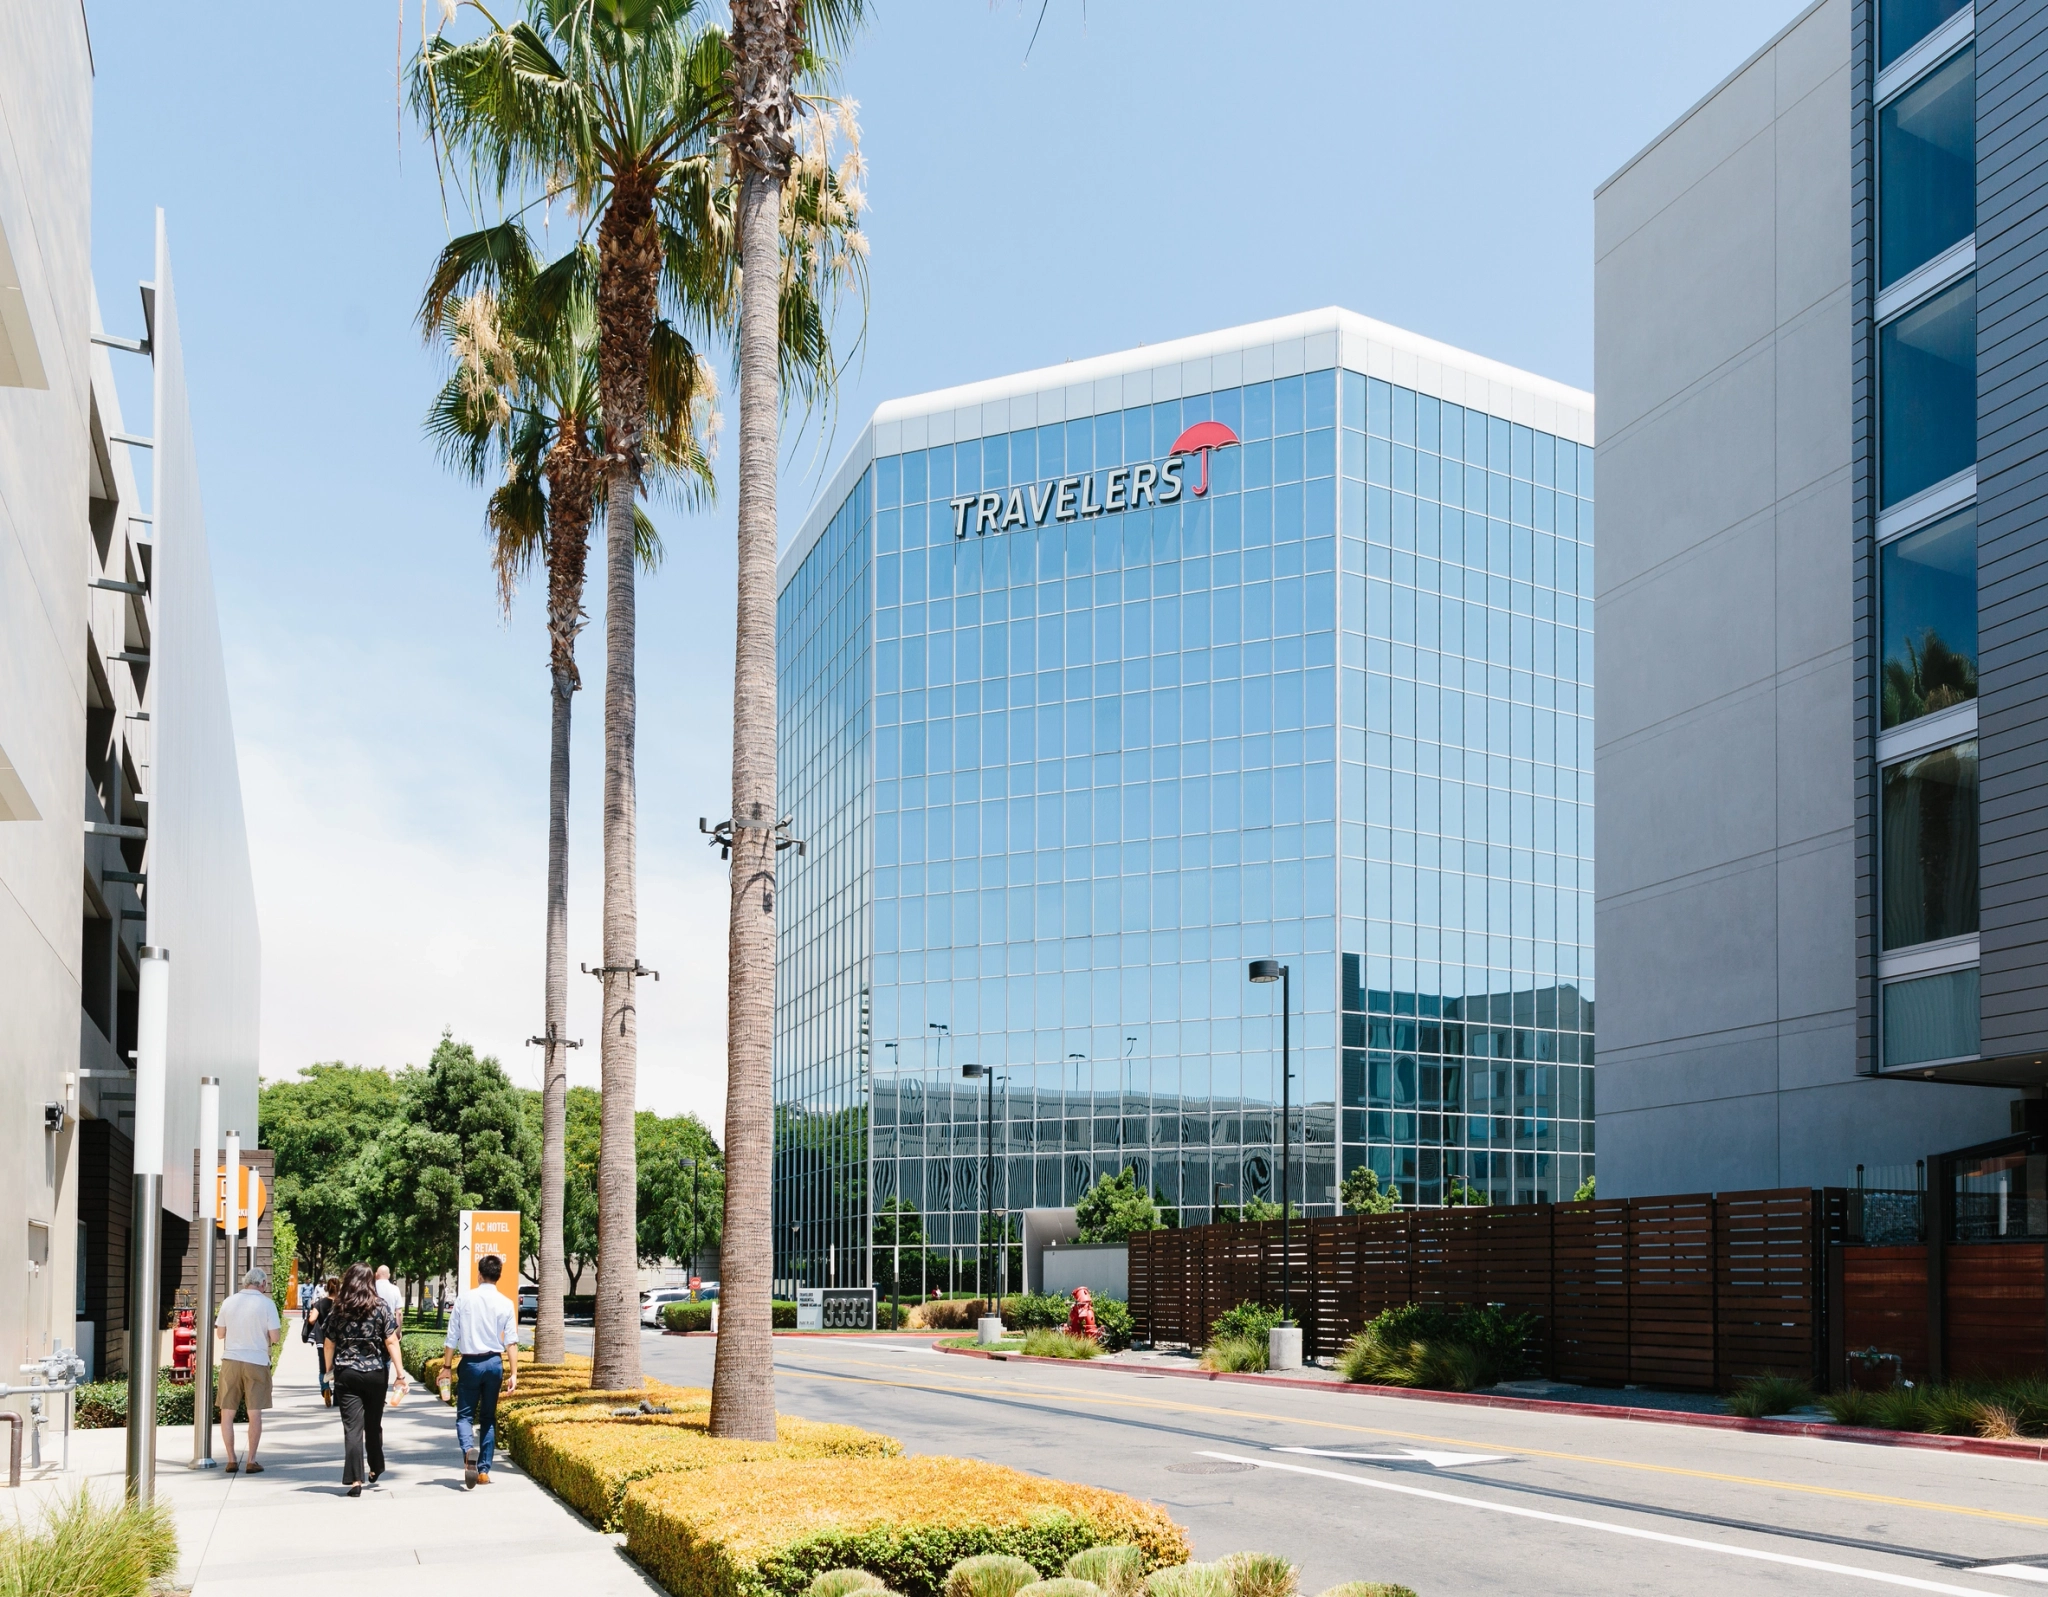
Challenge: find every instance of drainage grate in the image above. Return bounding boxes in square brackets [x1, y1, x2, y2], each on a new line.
[1167, 1460, 1257, 1474]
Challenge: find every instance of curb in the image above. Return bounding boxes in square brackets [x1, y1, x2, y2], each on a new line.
[933, 1344, 2048, 1464]
[659, 1329, 930, 1339]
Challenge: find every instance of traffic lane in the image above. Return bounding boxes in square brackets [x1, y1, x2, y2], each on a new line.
[583, 1333, 2048, 1593]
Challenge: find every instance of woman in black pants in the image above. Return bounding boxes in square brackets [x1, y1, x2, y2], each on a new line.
[321, 1262, 408, 1496]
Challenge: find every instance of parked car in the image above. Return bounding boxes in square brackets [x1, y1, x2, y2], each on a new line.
[640, 1290, 691, 1327]
[519, 1288, 537, 1323]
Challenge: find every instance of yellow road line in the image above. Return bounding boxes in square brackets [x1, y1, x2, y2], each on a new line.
[775, 1352, 2048, 1530]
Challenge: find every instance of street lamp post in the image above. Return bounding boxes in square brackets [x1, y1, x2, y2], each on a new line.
[678, 1156, 699, 1285]
[961, 1062, 998, 1302]
[1247, 960, 1292, 1324]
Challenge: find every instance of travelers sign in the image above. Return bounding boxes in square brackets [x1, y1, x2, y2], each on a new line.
[948, 422, 1239, 540]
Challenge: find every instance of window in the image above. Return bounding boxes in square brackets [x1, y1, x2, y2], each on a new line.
[1880, 0, 1969, 69]
[1879, 273, 1975, 506]
[1879, 45, 1976, 287]
[1883, 966, 1980, 1066]
[1880, 504, 1977, 728]
[1881, 739, 1978, 949]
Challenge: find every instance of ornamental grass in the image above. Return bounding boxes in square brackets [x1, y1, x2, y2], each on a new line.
[512, 1409, 898, 1530]
[0, 1487, 177, 1597]
[621, 1455, 1191, 1597]
[1062, 1545, 1147, 1597]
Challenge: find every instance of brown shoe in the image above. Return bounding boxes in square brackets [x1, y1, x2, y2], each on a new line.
[476, 1472, 491, 1484]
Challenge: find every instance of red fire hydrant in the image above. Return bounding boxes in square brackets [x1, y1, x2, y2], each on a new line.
[1066, 1286, 1098, 1341]
[170, 1308, 197, 1383]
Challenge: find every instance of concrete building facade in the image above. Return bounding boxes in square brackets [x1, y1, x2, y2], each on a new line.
[1594, 0, 2019, 1197]
[0, 5, 259, 1388]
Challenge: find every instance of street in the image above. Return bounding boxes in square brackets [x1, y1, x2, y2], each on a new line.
[568, 1328, 2048, 1596]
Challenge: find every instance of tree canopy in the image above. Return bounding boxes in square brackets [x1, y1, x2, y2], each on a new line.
[1075, 1166, 1173, 1244]
[259, 1062, 403, 1278]
[1339, 1166, 1403, 1216]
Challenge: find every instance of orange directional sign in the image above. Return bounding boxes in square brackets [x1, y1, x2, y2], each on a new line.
[459, 1210, 520, 1308]
[213, 1165, 267, 1233]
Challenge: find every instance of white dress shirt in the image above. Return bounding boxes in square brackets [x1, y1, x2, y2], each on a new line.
[376, 1278, 404, 1320]
[445, 1284, 517, 1357]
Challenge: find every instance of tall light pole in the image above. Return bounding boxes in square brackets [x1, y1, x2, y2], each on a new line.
[1248, 959, 1292, 1324]
[190, 1077, 219, 1470]
[126, 945, 170, 1501]
[961, 1063, 1001, 1301]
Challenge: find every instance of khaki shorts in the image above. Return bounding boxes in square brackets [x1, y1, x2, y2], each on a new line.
[217, 1358, 273, 1414]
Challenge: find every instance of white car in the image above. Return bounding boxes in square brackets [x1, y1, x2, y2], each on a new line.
[640, 1290, 691, 1327]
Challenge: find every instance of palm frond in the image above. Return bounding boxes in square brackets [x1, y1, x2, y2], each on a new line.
[419, 221, 540, 337]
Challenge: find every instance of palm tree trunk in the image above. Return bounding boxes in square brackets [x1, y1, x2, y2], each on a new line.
[536, 435, 594, 1369]
[709, 161, 783, 1442]
[591, 192, 662, 1394]
[537, 661, 573, 1366]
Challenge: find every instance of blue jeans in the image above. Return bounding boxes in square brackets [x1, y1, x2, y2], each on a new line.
[454, 1353, 503, 1474]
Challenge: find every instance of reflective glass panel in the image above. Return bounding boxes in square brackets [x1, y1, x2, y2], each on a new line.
[1880, 505, 1977, 729]
[1882, 965, 1980, 1067]
[1952, 1147, 2046, 1241]
[1880, 0, 1968, 69]
[1881, 739, 1978, 949]
[1880, 45, 1975, 287]
[1880, 274, 1976, 507]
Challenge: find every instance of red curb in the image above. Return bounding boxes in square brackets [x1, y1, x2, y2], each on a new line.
[659, 1329, 937, 1339]
[932, 1344, 2048, 1463]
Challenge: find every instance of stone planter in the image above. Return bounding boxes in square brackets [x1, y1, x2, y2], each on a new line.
[1268, 1324, 1303, 1371]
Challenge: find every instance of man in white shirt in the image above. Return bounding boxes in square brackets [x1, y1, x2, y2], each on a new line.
[215, 1267, 281, 1473]
[374, 1265, 405, 1325]
[443, 1254, 518, 1488]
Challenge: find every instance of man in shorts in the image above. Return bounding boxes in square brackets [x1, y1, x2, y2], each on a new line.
[216, 1266, 281, 1473]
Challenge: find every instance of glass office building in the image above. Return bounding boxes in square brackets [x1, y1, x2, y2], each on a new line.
[774, 310, 1596, 1292]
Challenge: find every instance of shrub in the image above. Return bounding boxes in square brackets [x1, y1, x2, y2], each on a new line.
[1818, 1387, 1882, 1427]
[776, 1300, 801, 1329]
[945, 1554, 1042, 1597]
[1208, 1304, 1285, 1345]
[1336, 1303, 1535, 1390]
[511, 1408, 896, 1529]
[1723, 1374, 1816, 1419]
[1006, 1294, 1072, 1331]
[1063, 1545, 1147, 1597]
[1199, 1337, 1267, 1374]
[1143, 1565, 1230, 1597]
[809, 1573, 885, 1597]
[1020, 1331, 1103, 1361]
[73, 1373, 196, 1430]
[1076, 1168, 1166, 1244]
[906, 1300, 994, 1332]
[663, 1302, 716, 1333]
[1091, 1298, 1135, 1354]
[1221, 1554, 1296, 1597]
[0, 1485, 177, 1597]
[1313, 1586, 1419, 1597]
[621, 1454, 1191, 1597]
[1016, 1582, 1103, 1597]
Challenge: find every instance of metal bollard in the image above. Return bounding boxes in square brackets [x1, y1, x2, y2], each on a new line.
[0, 1411, 18, 1488]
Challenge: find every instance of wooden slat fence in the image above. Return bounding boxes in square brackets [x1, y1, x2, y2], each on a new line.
[1128, 1187, 1835, 1391]
[1946, 1245, 2047, 1380]
[1840, 1245, 1929, 1383]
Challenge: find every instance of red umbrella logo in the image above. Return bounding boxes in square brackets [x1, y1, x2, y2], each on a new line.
[1170, 420, 1240, 497]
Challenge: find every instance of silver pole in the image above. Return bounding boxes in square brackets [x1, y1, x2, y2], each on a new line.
[125, 946, 171, 1501]
[191, 1077, 219, 1468]
[224, 1131, 241, 1301]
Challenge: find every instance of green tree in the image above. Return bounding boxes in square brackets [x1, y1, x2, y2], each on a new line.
[1573, 1174, 1597, 1202]
[1447, 1177, 1490, 1207]
[259, 1063, 403, 1278]
[351, 1034, 538, 1285]
[1339, 1165, 1402, 1216]
[1075, 1166, 1168, 1244]
[523, 1084, 602, 1293]
[635, 1109, 724, 1266]
[1218, 1197, 1296, 1223]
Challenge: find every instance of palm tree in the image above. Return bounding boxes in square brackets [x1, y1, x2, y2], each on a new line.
[417, 0, 729, 1390]
[712, 0, 867, 1442]
[421, 226, 714, 1371]
[416, 0, 863, 1397]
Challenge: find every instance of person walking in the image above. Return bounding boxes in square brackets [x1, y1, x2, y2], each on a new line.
[374, 1265, 405, 1326]
[442, 1253, 517, 1488]
[322, 1261, 406, 1497]
[215, 1266, 281, 1473]
[303, 1275, 339, 1406]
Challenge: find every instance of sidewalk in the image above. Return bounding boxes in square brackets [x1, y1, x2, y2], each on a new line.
[5, 1318, 658, 1596]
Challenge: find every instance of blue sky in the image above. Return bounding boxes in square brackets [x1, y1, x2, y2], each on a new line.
[84, 0, 1807, 1123]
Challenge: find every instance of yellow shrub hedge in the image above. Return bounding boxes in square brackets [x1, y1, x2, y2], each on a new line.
[621, 1455, 1191, 1597]
[513, 1410, 899, 1530]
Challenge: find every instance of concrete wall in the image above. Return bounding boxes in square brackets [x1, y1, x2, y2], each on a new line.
[0, 0, 93, 1383]
[1041, 1242, 1128, 1302]
[1593, 0, 2007, 1196]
